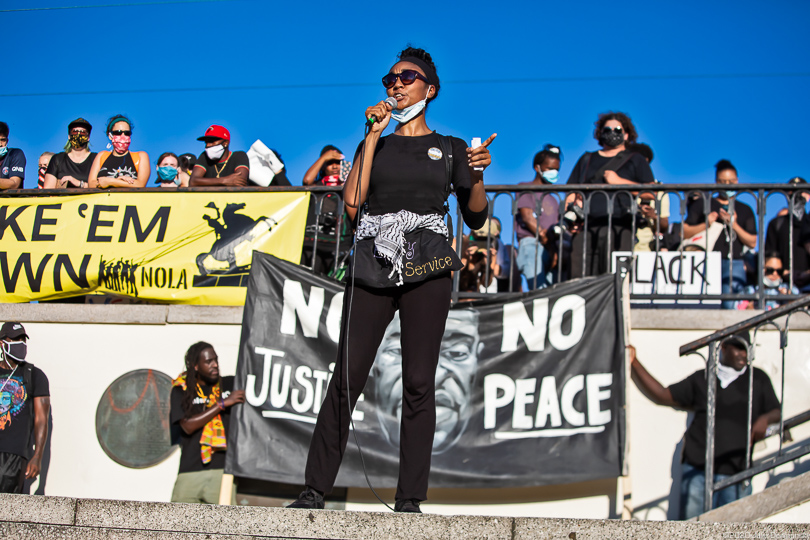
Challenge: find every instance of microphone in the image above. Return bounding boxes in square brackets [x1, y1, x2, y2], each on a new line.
[367, 97, 398, 126]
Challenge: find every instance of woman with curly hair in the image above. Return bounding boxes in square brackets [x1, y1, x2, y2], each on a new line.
[566, 111, 655, 278]
[288, 46, 494, 513]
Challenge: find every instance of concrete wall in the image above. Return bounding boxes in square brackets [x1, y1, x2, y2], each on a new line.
[3, 304, 809, 521]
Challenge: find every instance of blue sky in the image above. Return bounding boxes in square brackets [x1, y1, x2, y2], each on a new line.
[3, 0, 810, 231]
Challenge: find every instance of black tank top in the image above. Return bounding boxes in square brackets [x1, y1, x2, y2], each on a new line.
[98, 152, 137, 178]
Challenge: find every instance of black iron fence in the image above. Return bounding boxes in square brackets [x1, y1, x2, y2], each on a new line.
[679, 296, 810, 513]
[3, 183, 810, 308]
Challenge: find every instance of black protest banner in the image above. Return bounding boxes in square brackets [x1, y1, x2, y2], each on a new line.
[226, 251, 626, 488]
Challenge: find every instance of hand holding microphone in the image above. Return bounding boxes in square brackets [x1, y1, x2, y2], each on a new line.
[366, 97, 398, 132]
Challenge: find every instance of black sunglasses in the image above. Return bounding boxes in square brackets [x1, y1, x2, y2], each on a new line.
[110, 130, 132, 136]
[382, 69, 428, 89]
[764, 266, 782, 275]
[602, 126, 623, 134]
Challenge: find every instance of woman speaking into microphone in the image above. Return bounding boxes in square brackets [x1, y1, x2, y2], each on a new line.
[288, 47, 495, 513]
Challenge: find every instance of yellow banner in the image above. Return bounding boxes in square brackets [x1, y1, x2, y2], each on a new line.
[0, 192, 310, 305]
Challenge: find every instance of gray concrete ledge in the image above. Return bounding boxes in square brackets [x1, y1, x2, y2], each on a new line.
[2, 494, 809, 540]
[699, 470, 810, 522]
[3, 303, 809, 331]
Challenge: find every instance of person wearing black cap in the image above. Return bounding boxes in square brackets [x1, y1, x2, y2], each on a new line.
[764, 176, 810, 290]
[627, 333, 780, 519]
[43, 117, 97, 189]
[190, 125, 251, 187]
[0, 322, 50, 494]
[288, 46, 493, 513]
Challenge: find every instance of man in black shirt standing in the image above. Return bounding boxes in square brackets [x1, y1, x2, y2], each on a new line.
[0, 322, 50, 494]
[683, 160, 757, 308]
[764, 176, 810, 290]
[170, 341, 245, 504]
[566, 112, 655, 278]
[628, 332, 780, 519]
[190, 125, 251, 188]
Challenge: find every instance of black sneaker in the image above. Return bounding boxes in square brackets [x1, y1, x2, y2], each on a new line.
[394, 499, 422, 513]
[287, 487, 325, 509]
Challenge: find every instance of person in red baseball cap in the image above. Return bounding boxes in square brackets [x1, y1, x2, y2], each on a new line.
[189, 125, 250, 187]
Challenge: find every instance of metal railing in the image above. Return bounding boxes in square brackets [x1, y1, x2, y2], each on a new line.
[3, 183, 810, 307]
[679, 296, 810, 513]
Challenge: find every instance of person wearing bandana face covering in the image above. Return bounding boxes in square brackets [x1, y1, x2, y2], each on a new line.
[0, 122, 27, 190]
[565, 112, 655, 278]
[43, 118, 97, 189]
[683, 160, 758, 308]
[88, 115, 150, 188]
[288, 47, 493, 514]
[627, 333, 780, 519]
[0, 322, 50, 494]
[515, 144, 563, 289]
[763, 176, 810, 291]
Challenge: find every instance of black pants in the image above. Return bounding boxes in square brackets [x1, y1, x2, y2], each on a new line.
[304, 275, 452, 501]
[0, 452, 26, 494]
[570, 222, 634, 279]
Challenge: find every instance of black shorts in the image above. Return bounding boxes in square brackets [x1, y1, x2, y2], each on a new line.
[0, 452, 27, 494]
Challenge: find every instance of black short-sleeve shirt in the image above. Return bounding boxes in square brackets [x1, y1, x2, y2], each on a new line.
[170, 376, 234, 473]
[764, 214, 810, 280]
[45, 152, 97, 183]
[684, 197, 757, 259]
[668, 367, 779, 475]
[566, 151, 655, 220]
[360, 132, 487, 230]
[195, 150, 250, 180]
[0, 364, 50, 458]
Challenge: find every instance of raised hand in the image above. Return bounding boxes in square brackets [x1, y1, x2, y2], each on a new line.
[467, 133, 497, 175]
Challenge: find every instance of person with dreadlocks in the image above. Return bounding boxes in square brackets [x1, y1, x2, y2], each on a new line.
[169, 341, 244, 504]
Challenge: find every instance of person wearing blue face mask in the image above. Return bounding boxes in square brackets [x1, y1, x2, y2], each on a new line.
[154, 152, 187, 188]
[515, 144, 563, 289]
[0, 122, 26, 190]
[683, 160, 757, 308]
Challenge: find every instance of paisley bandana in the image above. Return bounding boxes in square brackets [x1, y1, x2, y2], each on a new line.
[111, 134, 131, 154]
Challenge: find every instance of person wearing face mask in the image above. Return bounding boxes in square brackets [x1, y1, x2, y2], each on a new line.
[88, 115, 150, 189]
[683, 160, 757, 308]
[735, 253, 800, 310]
[0, 322, 50, 494]
[565, 112, 655, 279]
[627, 334, 780, 519]
[515, 144, 563, 289]
[43, 118, 97, 189]
[153, 152, 187, 188]
[0, 122, 26, 190]
[190, 125, 252, 187]
[288, 46, 493, 513]
[764, 177, 810, 290]
[37, 152, 54, 189]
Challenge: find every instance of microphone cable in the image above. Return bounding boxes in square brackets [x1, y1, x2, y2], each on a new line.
[340, 120, 395, 512]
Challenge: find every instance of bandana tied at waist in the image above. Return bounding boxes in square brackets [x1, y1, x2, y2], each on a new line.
[356, 210, 448, 286]
[173, 372, 227, 464]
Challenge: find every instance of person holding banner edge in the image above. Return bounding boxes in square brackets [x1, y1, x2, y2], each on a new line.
[288, 46, 494, 513]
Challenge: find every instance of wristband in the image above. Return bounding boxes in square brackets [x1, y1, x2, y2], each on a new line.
[218, 398, 225, 411]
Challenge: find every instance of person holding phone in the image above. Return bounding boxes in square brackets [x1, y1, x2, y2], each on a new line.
[682, 160, 757, 308]
[288, 46, 494, 513]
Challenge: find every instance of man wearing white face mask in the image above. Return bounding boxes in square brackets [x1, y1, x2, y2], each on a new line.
[628, 333, 780, 519]
[190, 125, 251, 187]
[0, 322, 50, 494]
[515, 144, 562, 289]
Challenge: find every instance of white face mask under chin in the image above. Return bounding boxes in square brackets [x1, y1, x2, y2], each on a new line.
[717, 361, 747, 389]
[390, 87, 431, 124]
[206, 144, 225, 160]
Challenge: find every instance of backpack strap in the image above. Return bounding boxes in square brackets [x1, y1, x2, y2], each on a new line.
[436, 135, 455, 240]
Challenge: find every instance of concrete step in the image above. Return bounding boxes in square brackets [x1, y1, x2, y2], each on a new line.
[700, 469, 810, 522]
[2, 493, 809, 540]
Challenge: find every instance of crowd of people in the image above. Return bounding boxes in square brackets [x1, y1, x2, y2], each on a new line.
[1, 110, 808, 308]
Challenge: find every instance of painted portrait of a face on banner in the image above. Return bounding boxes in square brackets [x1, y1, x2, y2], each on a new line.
[226, 252, 626, 489]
